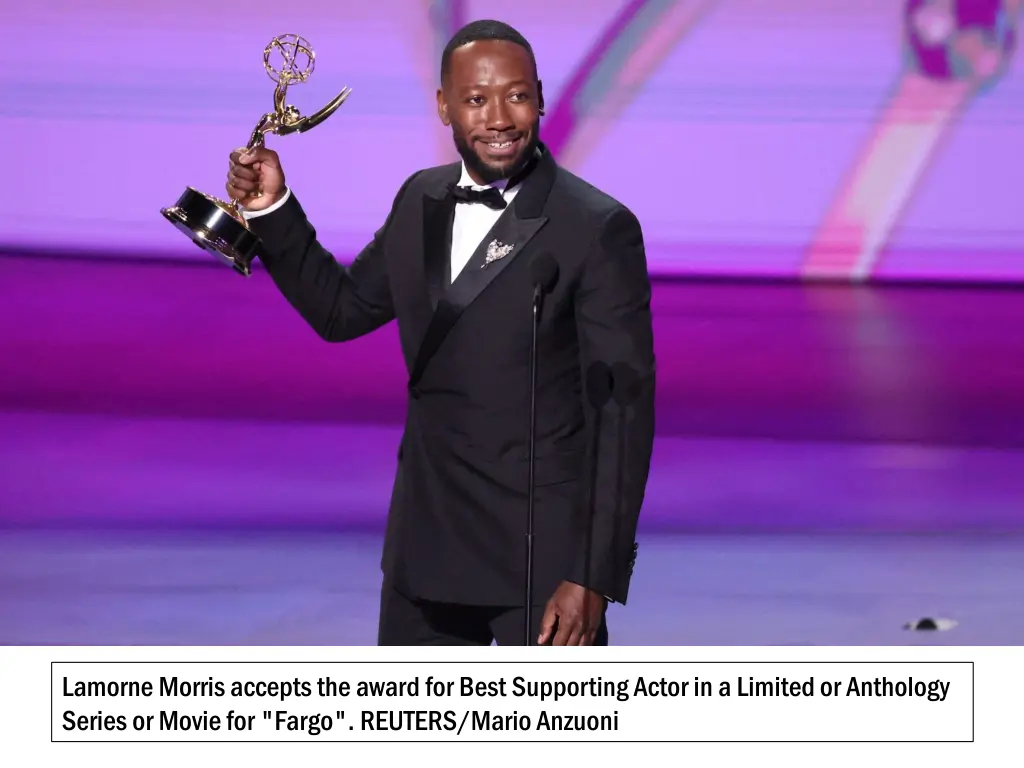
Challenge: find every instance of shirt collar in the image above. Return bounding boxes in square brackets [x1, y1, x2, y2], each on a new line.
[458, 164, 511, 192]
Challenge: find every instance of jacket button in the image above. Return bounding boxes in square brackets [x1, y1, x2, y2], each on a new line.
[408, 385, 421, 400]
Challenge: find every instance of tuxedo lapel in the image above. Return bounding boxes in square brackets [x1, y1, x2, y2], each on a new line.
[421, 167, 459, 311]
[409, 149, 557, 389]
[445, 205, 546, 313]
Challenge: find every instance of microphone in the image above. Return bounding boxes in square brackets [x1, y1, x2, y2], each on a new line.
[525, 253, 559, 645]
[610, 362, 642, 406]
[529, 252, 559, 307]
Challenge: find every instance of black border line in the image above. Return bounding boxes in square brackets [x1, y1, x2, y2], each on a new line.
[50, 660, 975, 744]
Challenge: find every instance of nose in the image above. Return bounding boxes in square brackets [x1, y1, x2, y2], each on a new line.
[484, 99, 514, 132]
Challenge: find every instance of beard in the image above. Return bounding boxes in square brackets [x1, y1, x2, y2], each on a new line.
[452, 122, 540, 185]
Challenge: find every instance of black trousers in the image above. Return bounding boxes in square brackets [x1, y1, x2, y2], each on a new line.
[377, 582, 609, 646]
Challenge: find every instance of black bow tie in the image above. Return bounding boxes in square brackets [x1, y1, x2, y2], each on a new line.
[449, 185, 507, 210]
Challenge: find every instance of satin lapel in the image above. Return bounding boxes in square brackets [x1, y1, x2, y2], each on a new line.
[408, 149, 557, 388]
[422, 194, 456, 310]
[444, 209, 546, 314]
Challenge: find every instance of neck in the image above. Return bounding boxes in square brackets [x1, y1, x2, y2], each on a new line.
[466, 166, 516, 188]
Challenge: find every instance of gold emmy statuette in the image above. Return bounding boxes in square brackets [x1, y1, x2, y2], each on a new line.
[161, 34, 351, 277]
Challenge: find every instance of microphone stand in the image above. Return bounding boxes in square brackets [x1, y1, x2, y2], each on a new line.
[525, 283, 542, 646]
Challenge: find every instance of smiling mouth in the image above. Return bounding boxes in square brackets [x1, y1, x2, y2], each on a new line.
[480, 137, 522, 157]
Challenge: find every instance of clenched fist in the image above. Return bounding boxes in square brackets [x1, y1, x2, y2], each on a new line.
[226, 147, 287, 211]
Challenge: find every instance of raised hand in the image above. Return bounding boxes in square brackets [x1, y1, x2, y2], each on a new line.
[226, 147, 287, 211]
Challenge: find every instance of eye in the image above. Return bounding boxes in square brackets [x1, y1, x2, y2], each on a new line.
[467, 95, 485, 105]
[509, 92, 528, 102]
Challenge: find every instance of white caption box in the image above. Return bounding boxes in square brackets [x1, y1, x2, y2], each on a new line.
[51, 661, 973, 742]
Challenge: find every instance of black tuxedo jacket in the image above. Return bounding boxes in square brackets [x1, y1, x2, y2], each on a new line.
[248, 149, 655, 606]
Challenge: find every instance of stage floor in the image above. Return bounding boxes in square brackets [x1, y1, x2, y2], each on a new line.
[2, 527, 1022, 645]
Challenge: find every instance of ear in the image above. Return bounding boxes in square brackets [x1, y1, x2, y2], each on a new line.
[436, 87, 450, 126]
[537, 79, 545, 116]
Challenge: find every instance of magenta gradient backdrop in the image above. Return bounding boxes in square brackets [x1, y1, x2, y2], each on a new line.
[5, 0, 1023, 281]
[3, 2, 1024, 535]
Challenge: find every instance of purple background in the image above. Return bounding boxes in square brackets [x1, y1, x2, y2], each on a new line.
[2, 1, 1022, 533]
[3, 254, 1023, 531]
[3, 3, 1024, 646]
[4, 0, 1023, 281]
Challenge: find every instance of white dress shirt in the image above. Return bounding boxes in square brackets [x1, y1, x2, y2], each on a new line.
[241, 164, 522, 284]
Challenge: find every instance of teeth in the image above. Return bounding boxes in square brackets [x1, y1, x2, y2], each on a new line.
[489, 141, 513, 148]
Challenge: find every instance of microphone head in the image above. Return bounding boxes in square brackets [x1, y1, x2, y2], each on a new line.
[585, 362, 613, 408]
[529, 252, 559, 294]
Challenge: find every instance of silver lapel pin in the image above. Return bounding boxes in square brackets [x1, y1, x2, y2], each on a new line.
[482, 239, 515, 268]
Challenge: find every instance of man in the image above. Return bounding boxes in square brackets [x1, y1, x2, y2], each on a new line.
[226, 20, 655, 645]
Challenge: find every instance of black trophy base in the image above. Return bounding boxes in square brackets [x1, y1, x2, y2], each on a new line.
[161, 187, 261, 277]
